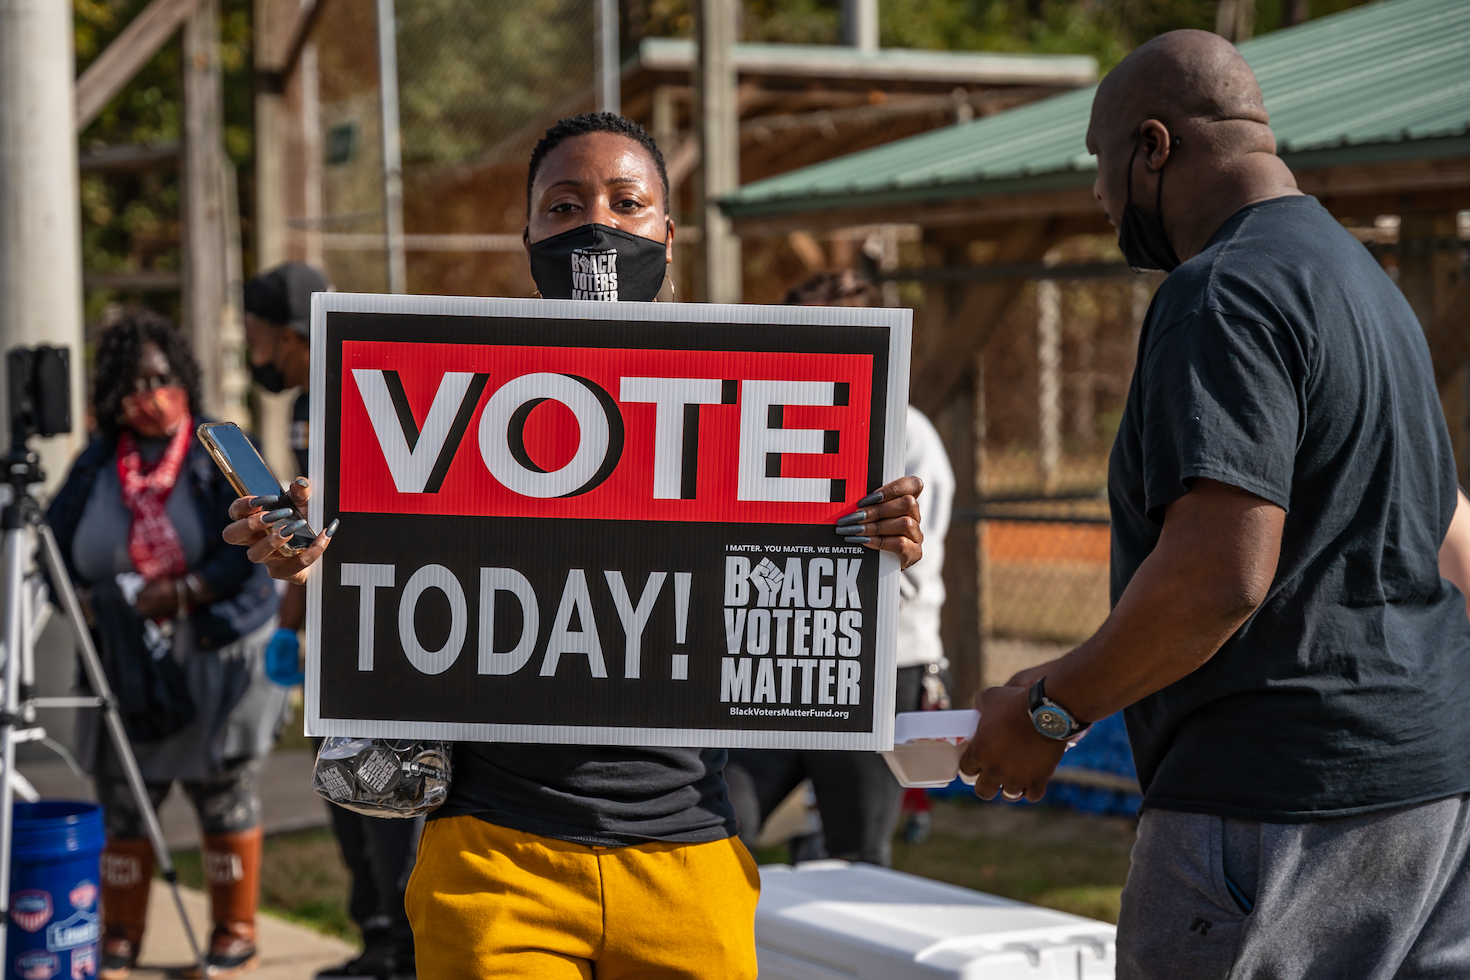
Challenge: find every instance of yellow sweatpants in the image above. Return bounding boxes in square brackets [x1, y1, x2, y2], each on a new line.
[405, 815, 761, 980]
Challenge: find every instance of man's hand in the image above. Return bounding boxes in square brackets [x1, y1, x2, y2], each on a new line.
[222, 478, 337, 585]
[1005, 659, 1063, 690]
[836, 476, 924, 569]
[958, 686, 1068, 803]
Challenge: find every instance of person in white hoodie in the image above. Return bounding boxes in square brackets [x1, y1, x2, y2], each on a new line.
[726, 271, 955, 866]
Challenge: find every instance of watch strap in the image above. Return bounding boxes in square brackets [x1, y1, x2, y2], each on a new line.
[1028, 677, 1091, 738]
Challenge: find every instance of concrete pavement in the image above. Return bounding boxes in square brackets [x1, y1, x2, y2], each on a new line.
[131, 880, 355, 980]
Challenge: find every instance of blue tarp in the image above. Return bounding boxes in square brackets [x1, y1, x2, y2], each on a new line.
[930, 712, 1141, 817]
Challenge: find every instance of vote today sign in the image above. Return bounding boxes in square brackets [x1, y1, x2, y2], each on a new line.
[305, 293, 911, 750]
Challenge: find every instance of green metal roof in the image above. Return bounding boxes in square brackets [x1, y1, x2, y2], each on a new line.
[722, 0, 1470, 219]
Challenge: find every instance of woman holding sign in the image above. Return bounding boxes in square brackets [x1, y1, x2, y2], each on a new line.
[224, 112, 924, 980]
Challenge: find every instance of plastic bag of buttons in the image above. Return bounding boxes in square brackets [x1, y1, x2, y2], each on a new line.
[311, 737, 452, 817]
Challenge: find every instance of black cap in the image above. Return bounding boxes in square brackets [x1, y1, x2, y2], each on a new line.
[243, 262, 330, 336]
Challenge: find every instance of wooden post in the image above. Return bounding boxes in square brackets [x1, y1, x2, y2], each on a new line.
[652, 85, 682, 298]
[1036, 278, 1061, 492]
[694, 0, 740, 304]
[1399, 211, 1467, 480]
[929, 244, 985, 705]
[182, 0, 229, 416]
[251, 0, 297, 475]
[1215, 0, 1255, 41]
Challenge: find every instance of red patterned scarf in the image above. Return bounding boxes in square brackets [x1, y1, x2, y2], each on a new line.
[116, 417, 193, 581]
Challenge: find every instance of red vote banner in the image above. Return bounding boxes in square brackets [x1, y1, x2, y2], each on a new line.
[336, 342, 875, 524]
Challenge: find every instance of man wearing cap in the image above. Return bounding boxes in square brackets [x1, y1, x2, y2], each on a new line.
[243, 263, 421, 980]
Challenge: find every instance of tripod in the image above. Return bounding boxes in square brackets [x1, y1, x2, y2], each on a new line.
[0, 442, 210, 977]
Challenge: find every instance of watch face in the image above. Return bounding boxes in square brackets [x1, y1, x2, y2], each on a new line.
[1033, 707, 1071, 739]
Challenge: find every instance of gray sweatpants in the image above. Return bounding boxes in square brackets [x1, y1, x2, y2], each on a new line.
[1117, 795, 1470, 979]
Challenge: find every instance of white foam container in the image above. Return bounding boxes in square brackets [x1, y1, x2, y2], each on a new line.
[882, 710, 982, 788]
[756, 861, 1116, 979]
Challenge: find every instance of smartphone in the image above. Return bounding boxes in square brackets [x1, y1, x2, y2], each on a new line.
[197, 422, 319, 556]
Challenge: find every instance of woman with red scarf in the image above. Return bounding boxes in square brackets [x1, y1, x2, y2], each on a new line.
[47, 310, 284, 979]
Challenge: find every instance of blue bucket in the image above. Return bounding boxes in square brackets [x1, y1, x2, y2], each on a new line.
[7, 802, 104, 980]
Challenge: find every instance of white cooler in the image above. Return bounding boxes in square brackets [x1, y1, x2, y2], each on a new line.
[756, 861, 1116, 979]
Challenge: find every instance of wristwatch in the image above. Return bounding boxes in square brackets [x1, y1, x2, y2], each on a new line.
[1028, 678, 1090, 741]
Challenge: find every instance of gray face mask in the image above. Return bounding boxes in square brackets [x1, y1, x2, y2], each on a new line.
[1117, 136, 1181, 274]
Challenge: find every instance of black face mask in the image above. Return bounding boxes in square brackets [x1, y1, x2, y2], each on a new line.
[1117, 136, 1181, 274]
[251, 358, 288, 393]
[527, 223, 668, 303]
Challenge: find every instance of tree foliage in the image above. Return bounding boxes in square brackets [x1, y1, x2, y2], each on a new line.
[74, 0, 253, 322]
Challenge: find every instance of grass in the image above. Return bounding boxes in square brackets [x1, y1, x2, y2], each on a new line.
[890, 800, 1136, 923]
[170, 798, 1135, 942]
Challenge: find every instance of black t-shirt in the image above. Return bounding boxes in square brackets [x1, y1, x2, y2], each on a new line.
[437, 744, 736, 846]
[292, 390, 310, 478]
[1111, 195, 1470, 822]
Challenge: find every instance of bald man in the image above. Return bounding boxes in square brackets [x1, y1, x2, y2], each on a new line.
[960, 30, 1470, 979]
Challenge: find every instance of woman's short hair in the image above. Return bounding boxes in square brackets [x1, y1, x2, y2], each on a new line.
[783, 270, 882, 307]
[91, 307, 203, 437]
[526, 112, 669, 215]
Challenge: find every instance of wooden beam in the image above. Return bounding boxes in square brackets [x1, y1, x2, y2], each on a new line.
[76, 0, 204, 130]
[83, 270, 184, 290]
[1294, 155, 1470, 202]
[255, 0, 325, 92]
[730, 186, 1098, 237]
[912, 220, 1054, 416]
[78, 142, 180, 173]
[726, 155, 1470, 238]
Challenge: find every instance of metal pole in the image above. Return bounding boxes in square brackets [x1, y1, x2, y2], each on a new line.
[840, 0, 878, 52]
[695, 0, 741, 304]
[36, 524, 210, 976]
[596, 0, 620, 114]
[376, 0, 408, 294]
[0, 0, 86, 496]
[0, 523, 28, 969]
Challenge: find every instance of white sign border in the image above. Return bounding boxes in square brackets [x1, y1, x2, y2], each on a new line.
[306, 291, 911, 751]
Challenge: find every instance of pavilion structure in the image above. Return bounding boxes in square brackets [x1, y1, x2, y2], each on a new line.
[721, 0, 1470, 699]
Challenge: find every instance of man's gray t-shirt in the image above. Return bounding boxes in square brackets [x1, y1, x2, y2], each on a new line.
[1110, 195, 1470, 822]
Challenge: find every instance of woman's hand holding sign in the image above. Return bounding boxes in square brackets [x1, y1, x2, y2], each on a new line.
[835, 476, 924, 569]
[223, 478, 337, 584]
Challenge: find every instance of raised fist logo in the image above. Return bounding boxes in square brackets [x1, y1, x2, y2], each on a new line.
[749, 558, 784, 607]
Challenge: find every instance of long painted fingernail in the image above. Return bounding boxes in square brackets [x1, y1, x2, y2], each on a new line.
[262, 508, 294, 522]
[293, 477, 310, 488]
[844, 535, 871, 544]
[857, 491, 883, 507]
[278, 519, 307, 537]
[325, 519, 340, 538]
[835, 524, 864, 536]
[836, 511, 866, 525]
[249, 495, 279, 508]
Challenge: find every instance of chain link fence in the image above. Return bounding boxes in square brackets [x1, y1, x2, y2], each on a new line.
[280, 0, 599, 297]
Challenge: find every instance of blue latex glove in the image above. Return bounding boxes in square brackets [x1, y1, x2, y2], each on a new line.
[265, 628, 305, 687]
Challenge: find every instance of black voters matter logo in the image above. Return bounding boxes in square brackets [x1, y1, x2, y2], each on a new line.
[719, 553, 865, 708]
[571, 248, 619, 301]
